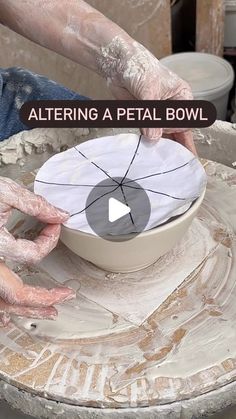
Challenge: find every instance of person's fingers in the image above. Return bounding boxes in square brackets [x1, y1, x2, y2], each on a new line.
[0, 262, 23, 304]
[0, 177, 69, 224]
[0, 298, 57, 321]
[162, 130, 197, 155]
[0, 203, 11, 228]
[171, 81, 193, 101]
[170, 131, 198, 155]
[14, 285, 76, 307]
[110, 85, 163, 141]
[141, 127, 163, 141]
[0, 224, 61, 263]
[0, 262, 76, 307]
[0, 311, 11, 326]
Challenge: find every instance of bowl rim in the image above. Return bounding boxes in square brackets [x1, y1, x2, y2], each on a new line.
[61, 187, 206, 240]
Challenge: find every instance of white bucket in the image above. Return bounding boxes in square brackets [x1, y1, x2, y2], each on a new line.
[224, 0, 236, 47]
[160, 52, 234, 120]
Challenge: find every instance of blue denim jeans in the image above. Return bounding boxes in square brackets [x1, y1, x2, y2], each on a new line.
[0, 67, 89, 141]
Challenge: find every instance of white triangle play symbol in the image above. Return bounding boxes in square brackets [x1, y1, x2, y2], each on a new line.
[108, 197, 131, 223]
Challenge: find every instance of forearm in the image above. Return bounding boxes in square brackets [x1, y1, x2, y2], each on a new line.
[0, 0, 132, 76]
[0, 0, 196, 148]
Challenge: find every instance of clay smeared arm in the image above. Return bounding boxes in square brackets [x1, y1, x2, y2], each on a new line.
[0, 0, 128, 74]
[0, 0, 196, 152]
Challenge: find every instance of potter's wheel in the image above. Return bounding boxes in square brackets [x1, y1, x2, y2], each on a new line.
[1, 160, 236, 415]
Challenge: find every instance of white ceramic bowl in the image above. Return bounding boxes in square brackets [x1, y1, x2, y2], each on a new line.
[60, 189, 206, 273]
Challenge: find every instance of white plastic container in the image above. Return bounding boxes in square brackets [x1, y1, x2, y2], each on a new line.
[160, 52, 234, 120]
[224, 0, 236, 47]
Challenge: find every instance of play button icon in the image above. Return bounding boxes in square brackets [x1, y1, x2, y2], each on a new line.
[85, 176, 151, 241]
[108, 198, 131, 222]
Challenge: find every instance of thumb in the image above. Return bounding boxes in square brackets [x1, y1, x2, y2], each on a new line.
[141, 127, 163, 141]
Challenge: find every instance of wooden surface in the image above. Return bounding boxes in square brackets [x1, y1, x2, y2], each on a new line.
[196, 0, 225, 56]
[0, 160, 235, 409]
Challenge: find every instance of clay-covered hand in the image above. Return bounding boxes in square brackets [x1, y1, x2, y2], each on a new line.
[0, 263, 75, 326]
[0, 177, 75, 325]
[98, 39, 196, 154]
[0, 0, 196, 153]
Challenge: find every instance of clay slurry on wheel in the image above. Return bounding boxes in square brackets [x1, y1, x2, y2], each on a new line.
[85, 177, 151, 241]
